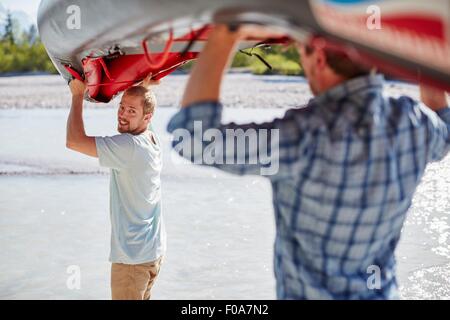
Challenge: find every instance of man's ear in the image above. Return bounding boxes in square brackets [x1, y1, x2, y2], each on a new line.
[315, 48, 327, 70]
[144, 113, 152, 122]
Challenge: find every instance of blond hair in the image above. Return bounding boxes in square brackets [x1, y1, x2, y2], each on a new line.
[124, 86, 157, 115]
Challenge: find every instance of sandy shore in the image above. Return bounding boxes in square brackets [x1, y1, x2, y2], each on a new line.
[0, 73, 421, 110]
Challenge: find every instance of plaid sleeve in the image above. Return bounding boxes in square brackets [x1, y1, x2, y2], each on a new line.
[419, 104, 450, 162]
[167, 101, 306, 177]
[429, 106, 450, 161]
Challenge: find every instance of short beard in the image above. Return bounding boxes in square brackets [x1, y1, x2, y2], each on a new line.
[118, 125, 148, 135]
[117, 125, 129, 133]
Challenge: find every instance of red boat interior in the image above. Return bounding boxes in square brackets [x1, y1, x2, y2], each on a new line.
[63, 19, 450, 103]
[64, 25, 293, 103]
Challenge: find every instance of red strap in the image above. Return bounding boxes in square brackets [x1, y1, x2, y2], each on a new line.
[98, 58, 114, 81]
[142, 30, 174, 69]
[64, 65, 84, 82]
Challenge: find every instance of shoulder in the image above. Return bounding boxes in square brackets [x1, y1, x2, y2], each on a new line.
[278, 105, 314, 125]
[94, 133, 137, 169]
[388, 95, 416, 111]
[389, 95, 438, 122]
[95, 133, 136, 150]
[279, 104, 325, 132]
[133, 131, 161, 153]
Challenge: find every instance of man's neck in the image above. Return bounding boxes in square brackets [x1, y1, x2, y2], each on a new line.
[315, 70, 348, 96]
[130, 126, 148, 136]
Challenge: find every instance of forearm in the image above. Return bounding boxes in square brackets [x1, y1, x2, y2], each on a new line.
[66, 95, 87, 146]
[420, 85, 449, 112]
[181, 25, 240, 107]
[167, 102, 282, 177]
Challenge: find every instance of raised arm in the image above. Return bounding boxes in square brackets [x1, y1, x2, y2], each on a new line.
[66, 79, 98, 157]
[181, 25, 239, 107]
[181, 24, 283, 106]
[168, 25, 302, 177]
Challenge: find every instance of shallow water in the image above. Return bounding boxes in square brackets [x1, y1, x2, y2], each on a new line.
[0, 75, 449, 299]
[0, 107, 282, 299]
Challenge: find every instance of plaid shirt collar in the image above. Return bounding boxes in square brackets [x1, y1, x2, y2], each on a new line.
[307, 74, 385, 137]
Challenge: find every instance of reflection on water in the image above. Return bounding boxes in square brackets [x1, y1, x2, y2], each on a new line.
[400, 264, 450, 300]
[397, 159, 450, 299]
[408, 163, 450, 259]
[0, 76, 449, 299]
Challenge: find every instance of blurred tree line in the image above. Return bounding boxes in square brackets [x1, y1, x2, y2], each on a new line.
[0, 11, 57, 74]
[232, 43, 303, 75]
[181, 42, 303, 75]
[1, 9, 302, 76]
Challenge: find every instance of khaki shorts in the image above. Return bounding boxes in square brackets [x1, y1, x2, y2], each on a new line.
[111, 256, 163, 300]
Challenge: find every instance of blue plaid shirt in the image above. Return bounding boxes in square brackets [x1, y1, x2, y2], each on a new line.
[167, 74, 450, 299]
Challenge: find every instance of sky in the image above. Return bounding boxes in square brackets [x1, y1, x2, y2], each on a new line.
[0, 0, 40, 22]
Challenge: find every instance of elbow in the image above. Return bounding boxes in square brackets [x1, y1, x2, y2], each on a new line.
[66, 134, 82, 150]
[66, 139, 76, 150]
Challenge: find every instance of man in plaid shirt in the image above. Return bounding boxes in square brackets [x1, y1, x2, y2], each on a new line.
[167, 25, 450, 299]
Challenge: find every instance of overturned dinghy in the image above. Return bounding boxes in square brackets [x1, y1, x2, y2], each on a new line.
[38, 0, 450, 103]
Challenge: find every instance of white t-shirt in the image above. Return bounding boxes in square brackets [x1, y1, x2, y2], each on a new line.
[95, 130, 166, 264]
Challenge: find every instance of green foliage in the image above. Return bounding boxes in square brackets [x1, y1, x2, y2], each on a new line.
[0, 20, 302, 76]
[231, 51, 252, 67]
[178, 60, 195, 72]
[181, 44, 303, 76]
[249, 54, 302, 75]
[3, 11, 15, 45]
[238, 44, 303, 75]
[0, 29, 58, 74]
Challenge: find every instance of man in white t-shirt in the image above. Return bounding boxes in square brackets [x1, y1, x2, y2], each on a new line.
[66, 75, 166, 300]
